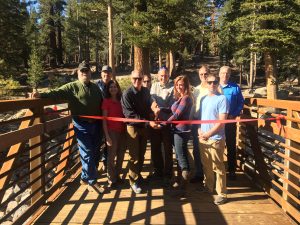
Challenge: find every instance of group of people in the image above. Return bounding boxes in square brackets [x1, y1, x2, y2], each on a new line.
[31, 61, 244, 205]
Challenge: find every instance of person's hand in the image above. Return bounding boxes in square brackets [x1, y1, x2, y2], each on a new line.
[198, 129, 209, 141]
[106, 136, 112, 146]
[153, 107, 160, 117]
[149, 121, 161, 129]
[30, 91, 40, 98]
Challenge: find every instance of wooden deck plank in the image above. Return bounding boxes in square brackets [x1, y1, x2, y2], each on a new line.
[31, 148, 295, 225]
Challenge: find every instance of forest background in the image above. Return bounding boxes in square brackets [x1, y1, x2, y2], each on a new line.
[0, 0, 299, 99]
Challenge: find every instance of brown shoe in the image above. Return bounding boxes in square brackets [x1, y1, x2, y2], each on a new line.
[88, 183, 106, 194]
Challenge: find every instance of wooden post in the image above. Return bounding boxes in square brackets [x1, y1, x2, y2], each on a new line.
[29, 106, 44, 204]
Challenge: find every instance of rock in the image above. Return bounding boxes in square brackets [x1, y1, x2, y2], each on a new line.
[0, 221, 13, 225]
[1, 187, 13, 204]
[20, 189, 31, 204]
[6, 201, 18, 215]
[243, 89, 255, 97]
[254, 87, 267, 97]
[277, 90, 289, 99]
[12, 204, 29, 222]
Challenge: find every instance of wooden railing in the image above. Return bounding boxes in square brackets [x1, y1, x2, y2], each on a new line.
[0, 99, 80, 225]
[237, 98, 300, 223]
[0, 98, 299, 224]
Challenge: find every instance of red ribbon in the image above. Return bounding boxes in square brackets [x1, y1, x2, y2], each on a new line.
[79, 115, 285, 125]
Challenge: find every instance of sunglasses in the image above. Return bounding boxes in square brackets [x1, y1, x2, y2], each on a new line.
[207, 80, 219, 85]
[143, 80, 151, 83]
[80, 69, 90, 73]
[132, 77, 143, 81]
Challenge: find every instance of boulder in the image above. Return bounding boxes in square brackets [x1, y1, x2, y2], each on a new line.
[254, 87, 267, 97]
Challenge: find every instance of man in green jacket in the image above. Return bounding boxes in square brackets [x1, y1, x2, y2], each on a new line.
[31, 61, 105, 194]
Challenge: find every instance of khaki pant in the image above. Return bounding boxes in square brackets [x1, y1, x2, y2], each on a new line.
[107, 131, 126, 184]
[199, 139, 227, 197]
[126, 125, 149, 185]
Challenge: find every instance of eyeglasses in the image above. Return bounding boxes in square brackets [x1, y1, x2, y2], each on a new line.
[207, 80, 219, 85]
[143, 80, 151, 83]
[132, 77, 143, 81]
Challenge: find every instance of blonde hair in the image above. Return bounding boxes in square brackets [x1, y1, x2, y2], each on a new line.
[173, 75, 192, 100]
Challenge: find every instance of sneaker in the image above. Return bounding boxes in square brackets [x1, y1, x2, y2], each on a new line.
[80, 179, 88, 185]
[228, 172, 236, 180]
[190, 176, 204, 184]
[214, 195, 227, 205]
[88, 183, 106, 194]
[131, 183, 142, 194]
[137, 176, 148, 185]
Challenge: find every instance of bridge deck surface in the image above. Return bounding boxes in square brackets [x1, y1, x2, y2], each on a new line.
[32, 146, 294, 225]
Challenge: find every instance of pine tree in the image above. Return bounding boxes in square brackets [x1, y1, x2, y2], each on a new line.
[28, 48, 44, 90]
[219, 0, 300, 99]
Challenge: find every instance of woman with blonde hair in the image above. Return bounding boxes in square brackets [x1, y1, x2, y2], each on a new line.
[167, 75, 193, 195]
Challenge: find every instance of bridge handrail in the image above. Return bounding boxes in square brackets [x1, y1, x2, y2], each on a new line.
[237, 97, 300, 223]
[0, 98, 79, 225]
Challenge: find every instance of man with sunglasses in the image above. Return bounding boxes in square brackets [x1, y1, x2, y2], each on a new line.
[198, 74, 229, 205]
[219, 66, 244, 180]
[121, 70, 155, 194]
[30, 61, 106, 194]
[148, 66, 174, 186]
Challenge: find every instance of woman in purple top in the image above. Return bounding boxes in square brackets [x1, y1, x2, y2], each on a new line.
[167, 75, 193, 194]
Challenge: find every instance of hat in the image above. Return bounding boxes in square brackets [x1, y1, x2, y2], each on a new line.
[101, 65, 112, 73]
[78, 61, 90, 70]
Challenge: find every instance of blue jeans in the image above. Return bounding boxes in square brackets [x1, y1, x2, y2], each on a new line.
[192, 124, 204, 178]
[174, 132, 191, 171]
[73, 119, 103, 185]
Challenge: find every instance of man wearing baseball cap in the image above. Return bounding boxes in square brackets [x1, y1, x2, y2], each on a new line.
[30, 61, 106, 194]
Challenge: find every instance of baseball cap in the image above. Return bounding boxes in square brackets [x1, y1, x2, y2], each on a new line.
[101, 65, 112, 73]
[78, 61, 90, 71]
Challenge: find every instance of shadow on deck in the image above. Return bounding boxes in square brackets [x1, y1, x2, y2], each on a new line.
[32, 149, 294, 225]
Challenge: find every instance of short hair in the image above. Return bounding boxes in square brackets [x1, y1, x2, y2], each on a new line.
[158, 66, 169, 73]
[173, 75, 192, 99]
[199, 65, 210, 73]
[105, 80, 122, 100]
[143, 74, 151, 80]
[219, 66, 231, 74]
[131, 70, 142, 77]
[206, 74, 219, 81]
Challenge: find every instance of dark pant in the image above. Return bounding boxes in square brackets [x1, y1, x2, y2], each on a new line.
[174, 132, 191, 171]
[150, 126, 173, 178]
[126, 125, 149, 185]
[225, 123, 237, 173]
[73, 119, 102, 185]
[191, 124, 204, 178]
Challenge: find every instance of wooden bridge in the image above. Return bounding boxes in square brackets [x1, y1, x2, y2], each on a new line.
[0, 98, 299, 225]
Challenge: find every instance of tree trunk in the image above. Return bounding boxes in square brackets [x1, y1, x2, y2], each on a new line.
[85, 19, 90, 63]
[56, 19, 63, 65]
[166, 53, 170, 69]
[49, 5, 57, 67]
[134, 46, 149, 75]
[264, 51, 277, 99]
[129, 45, 134, 67]
[169, 50, 175, 76]
[108, 0, 115, 78]
[249, 52, 254, 89]
[158, 48, 162, 68]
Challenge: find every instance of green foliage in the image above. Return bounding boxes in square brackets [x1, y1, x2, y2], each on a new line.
[116, 76, 132, 92]
[28, 48, 44, 90]
[0, 0, 29, 77]
[0, 78, 21, 89]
